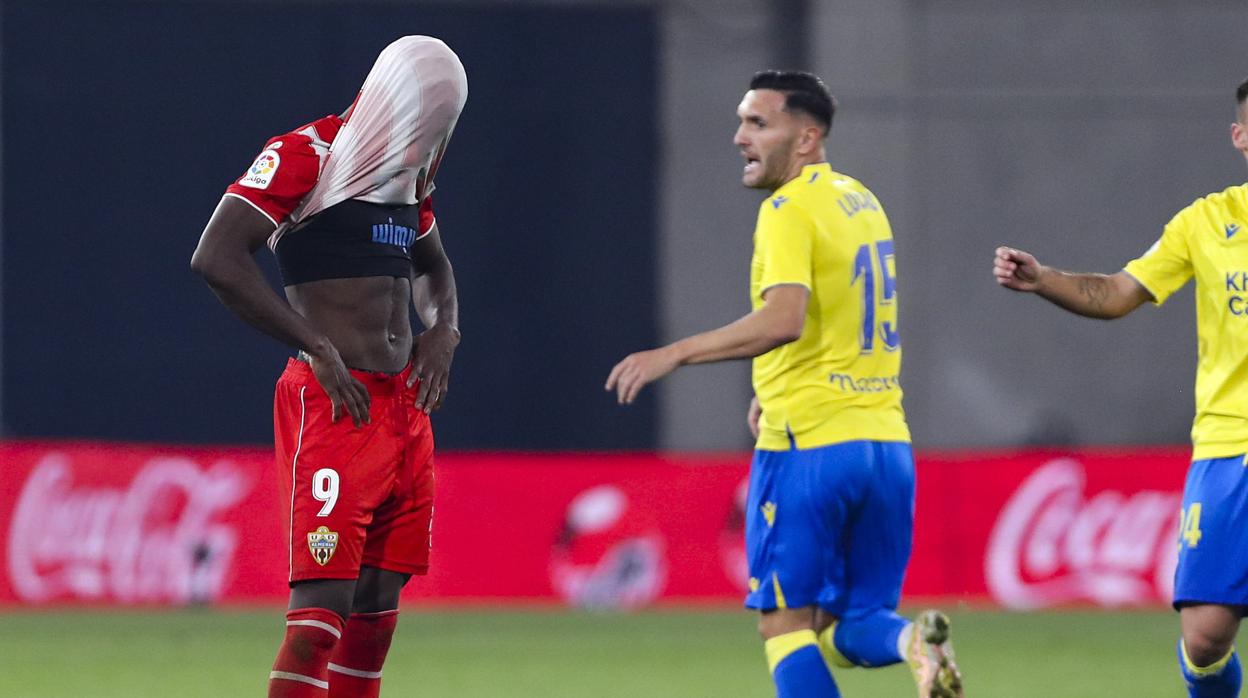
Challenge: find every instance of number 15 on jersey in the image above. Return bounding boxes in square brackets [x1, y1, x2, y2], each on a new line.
[852, 240, 900, 354]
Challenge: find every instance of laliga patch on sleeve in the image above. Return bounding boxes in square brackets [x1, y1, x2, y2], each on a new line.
[237, 149, 281, 190]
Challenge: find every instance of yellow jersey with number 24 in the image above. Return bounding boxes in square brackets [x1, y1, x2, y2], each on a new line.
[1123, 183, 1248, 460]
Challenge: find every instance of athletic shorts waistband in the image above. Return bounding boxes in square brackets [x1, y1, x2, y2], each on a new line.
[282, 355, 416, 395]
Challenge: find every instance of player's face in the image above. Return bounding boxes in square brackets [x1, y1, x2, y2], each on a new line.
[734, 89, 802, 190]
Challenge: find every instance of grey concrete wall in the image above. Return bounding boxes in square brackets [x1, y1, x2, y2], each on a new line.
[810, 0, 1248, 448]
[656, 0, 773, 451]
[655, 0, 1248, 450]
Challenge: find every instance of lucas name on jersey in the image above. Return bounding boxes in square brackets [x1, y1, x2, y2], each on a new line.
[836, 190, 880, 218]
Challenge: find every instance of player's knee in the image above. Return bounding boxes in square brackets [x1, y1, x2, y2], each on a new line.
[1184, 629, 1236, 668]
[288, 623, 338, 661]
[1181, 604, 1241, 667]
[1182, 621, 1238, 667]
[757, 608, 815, 640]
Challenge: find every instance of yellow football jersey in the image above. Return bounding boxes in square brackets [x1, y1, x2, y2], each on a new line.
[1123, 183, 1248, 460]
[749, 163, 910, 451]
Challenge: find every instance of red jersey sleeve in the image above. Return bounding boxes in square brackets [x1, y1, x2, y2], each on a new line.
[418, 195, 436, 238]
[223, 133, 321, 228]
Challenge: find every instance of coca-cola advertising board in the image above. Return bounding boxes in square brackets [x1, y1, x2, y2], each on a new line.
[0, 442, 1189, 609]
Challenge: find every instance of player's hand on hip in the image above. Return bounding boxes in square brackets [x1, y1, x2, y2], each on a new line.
[605, 347, 679, 405]
[747, 396, 761, 439]
[308, 347, 371, 427]
[994, 246, 1044, 292]
[410, 323, 460, 413]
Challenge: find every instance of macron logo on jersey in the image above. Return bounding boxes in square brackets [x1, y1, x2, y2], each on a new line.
[238, 149, 280, 190]
[371, 218, 416, 248]
[771, 196, 789, 209]
[1227, 223, 1241, 239]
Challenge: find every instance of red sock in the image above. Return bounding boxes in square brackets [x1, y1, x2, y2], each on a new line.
[327, 610, 399, 698]
[268, 607, 345, 697]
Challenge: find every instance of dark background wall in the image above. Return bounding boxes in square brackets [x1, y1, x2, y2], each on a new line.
[2, 0, 659, 448]
[8, 0, 1248, 452]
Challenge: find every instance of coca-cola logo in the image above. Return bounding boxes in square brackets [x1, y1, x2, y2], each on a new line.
[985, 458, 1181, 609]
[7, 453, 251, 604]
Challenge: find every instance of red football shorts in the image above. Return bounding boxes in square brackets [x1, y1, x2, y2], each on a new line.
[273, 358, 435, 583]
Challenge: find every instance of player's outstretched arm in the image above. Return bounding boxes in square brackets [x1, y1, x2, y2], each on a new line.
[605, 285, 808, 405]
[993, 246, 1152, 320]
[191, 196, 372, 426]
[408, 222, 460, 413]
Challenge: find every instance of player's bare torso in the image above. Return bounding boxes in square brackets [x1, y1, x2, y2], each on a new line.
[287, 275, 413, 373]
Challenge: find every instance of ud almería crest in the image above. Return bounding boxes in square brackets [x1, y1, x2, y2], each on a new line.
[307, 526, 339, 566]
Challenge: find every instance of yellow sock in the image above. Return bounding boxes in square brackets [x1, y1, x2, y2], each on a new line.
[817, 623, 854, 669]
[764, 629, 819, 674]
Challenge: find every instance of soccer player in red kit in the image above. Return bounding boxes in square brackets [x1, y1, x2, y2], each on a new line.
[191, 36, 466, 697]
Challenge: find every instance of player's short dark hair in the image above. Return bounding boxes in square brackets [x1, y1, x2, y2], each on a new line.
[749, 70, 836, 136]
[1238, 77, 1248, 109]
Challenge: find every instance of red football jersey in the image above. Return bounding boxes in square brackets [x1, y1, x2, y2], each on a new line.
[224, 115, 343, 228]
[223, 113, 438, 250]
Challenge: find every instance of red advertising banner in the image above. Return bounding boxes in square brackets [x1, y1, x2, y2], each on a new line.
[907, 449, 1186, 609]
[0, 442, 1190, 609]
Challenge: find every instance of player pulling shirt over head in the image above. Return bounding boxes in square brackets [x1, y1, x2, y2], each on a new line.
[192, 35, 466, 698]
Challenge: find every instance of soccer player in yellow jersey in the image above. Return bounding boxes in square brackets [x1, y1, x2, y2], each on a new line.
[994, 78, 1248, 698]
[607, 71, 963, 698]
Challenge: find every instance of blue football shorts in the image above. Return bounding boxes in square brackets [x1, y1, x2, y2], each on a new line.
[1174, 454, 1248, 610]
[744, 439, 915, 616]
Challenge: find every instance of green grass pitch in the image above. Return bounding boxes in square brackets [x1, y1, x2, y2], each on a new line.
[0, 607, 1226, 696]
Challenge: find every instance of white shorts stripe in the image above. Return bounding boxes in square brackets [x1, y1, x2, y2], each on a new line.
[269, 671, 329, 689]
[289, 385, 307, 581]
[286, 619, 342, 639]
[328, 662, 383, 679]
